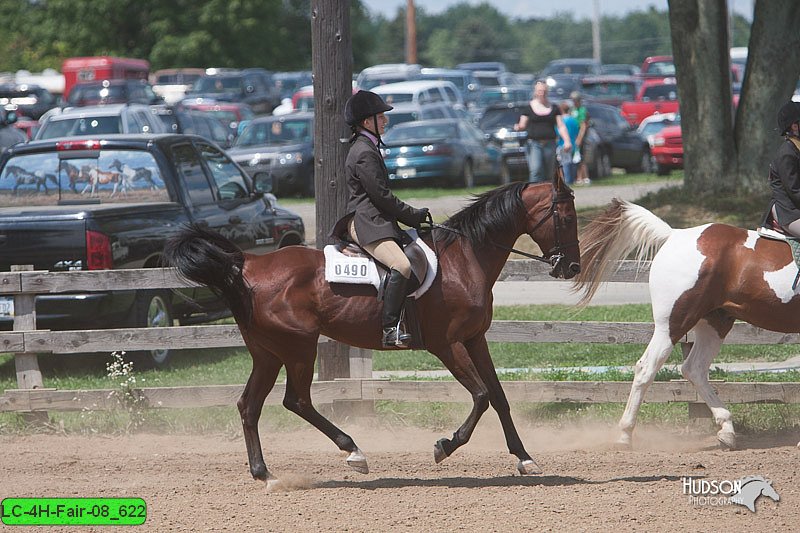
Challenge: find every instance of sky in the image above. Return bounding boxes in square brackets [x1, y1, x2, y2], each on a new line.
[360, 0, 754, 21]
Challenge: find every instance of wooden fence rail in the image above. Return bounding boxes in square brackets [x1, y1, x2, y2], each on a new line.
[1, 261, 799, 414]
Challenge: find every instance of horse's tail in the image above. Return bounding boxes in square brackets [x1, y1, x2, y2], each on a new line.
[164, 224, 253, 326]
[572, 198, 673, 306]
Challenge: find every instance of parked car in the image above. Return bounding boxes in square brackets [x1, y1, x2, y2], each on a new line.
[636, 112, 680, 143]
[385, 102, 460, 130]
[0, 133, 304, 365]
[580, 75, 640, 107]
[273, 71, 313, 100]
[150, 68, 205, 105]
[639, 56, 675, 77]
[188, 68, 280, 114]
[456, 61, 507, 73]
[355, 63, 422, 90]
[472, 70, 518, 89]
[150, 105, 234, 148]
[35, 104, 168, 140]
[381, 118, 506, 188]
[584, 102, 653, 178]
[476, 101, 529, 179]
[66, 79, 163, 107]
[228, 112, 315, 197]
[544, 74, 583, 102]
[649, 123, 683, 175]
[0, 109, 27, 153]
[620, 77, 679, 126]
[372, 79, 464, 109]
[181, 100, 256, 139]
[419, 67, 481, 107]
[0, 83, 59, 120]
[472, 85, 530, 117]
[540, 58, 602, 77]
[291, 84, 315, 112]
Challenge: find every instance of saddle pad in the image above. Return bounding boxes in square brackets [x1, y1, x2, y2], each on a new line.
[323, 246, 382, 290]
[323, 229, 438, 299]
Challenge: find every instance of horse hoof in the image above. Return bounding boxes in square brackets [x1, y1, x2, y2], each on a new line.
[433, 439, 449, 464]
[614, 439, 633, 451]
[265, 477, 281, 491]
[346, 449, 369, 474]
[517, 459, 542, 475]
[717, 431, 737, 450]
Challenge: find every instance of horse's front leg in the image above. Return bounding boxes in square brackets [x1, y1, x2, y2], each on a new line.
[281, 341, 369, 474]
[237, 351, 283, 484]
[465, 335, 540, 474]
[427, 341, 490, 464]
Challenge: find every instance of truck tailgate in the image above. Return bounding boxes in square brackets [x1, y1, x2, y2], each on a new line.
[0, 218, 86, 271]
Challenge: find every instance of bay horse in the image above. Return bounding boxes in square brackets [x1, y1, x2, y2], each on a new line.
[63, 162, 90, 193]
[165, 177, 580, 483]
[572, 198, 799, 450]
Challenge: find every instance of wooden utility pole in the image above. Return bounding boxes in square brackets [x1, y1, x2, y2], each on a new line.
[311, 1, 373, 383]
[406, 0, 417, 64]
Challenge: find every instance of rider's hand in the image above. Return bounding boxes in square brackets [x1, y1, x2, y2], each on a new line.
[415, 207, 432, 230]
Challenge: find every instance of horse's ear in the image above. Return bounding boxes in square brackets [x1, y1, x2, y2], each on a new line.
[553, 164, 565, 191]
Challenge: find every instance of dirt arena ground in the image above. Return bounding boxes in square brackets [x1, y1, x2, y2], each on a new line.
[2, 420, 799, 532]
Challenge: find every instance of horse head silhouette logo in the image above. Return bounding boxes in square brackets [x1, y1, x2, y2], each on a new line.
[729, 476, 780, 512]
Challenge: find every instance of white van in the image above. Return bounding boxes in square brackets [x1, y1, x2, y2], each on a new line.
[372, 80, 464, 109]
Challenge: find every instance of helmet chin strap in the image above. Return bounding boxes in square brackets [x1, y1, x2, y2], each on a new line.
[363, 115, 385, 147]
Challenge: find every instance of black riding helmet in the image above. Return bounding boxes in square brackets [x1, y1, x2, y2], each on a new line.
[777, 101, 800, 135]
[344, 90, 393, 126]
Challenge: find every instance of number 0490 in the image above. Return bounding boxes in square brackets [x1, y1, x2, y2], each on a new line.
[334, 262, 368, 277]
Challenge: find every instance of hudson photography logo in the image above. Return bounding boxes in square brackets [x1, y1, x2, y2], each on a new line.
[682, 475, 780, 512]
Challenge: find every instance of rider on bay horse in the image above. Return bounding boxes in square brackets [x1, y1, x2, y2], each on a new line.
[330, 90, 430, 348]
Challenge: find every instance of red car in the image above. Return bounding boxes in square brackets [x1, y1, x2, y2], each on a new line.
[650, 124, 682, 175]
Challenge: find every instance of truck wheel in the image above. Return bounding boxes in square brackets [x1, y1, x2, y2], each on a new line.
[129, 290, 173, 367]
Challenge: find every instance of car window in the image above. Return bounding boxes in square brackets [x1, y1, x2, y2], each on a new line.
[197, 143, 249, 200]
[173, 143, 214, 206]
[0, 149, 166, 206]
[384, 123, 457, 142]
[443, 86, 459, 103]
[39, 116, 123, 139]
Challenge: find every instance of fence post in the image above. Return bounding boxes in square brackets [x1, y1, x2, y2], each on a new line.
[12, 265, 43, 390]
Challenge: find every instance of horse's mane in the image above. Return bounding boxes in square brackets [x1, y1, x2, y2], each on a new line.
[436, 182, 527, 248]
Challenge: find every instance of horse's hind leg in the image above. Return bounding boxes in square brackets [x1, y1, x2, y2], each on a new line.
[466, 335, 540, 474]
[681, 315, 736, 449]
[427, 341, 491, 465]
[237, 350, 283, 482]
[618, 325, 675, 448]
[281, 346, 369, 474]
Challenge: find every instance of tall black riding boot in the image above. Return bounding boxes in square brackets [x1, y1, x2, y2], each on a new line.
[382, 269, 412, 348]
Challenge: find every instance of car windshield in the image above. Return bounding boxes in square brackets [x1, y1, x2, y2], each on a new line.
[360, 76, 413, 90]
[68, 85, 127, 105]
[385, 111, 419, 127]
[194, 76, 243, 94]
[646, 61, 675, 75]
[236, 118, 312, 147]
[477, 88, 528, 107]
[478, 108, 522, 130]
[383, 123, 457, 143]
[0, 150, 168, 207]
[377, 93, 414, 104]
[38, 116, 123, 139]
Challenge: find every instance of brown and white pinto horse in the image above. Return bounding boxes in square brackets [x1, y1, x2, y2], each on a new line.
[165, 179, 580, 484]
[573, 199, 798, 450]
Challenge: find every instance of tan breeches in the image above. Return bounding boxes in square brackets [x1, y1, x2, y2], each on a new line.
[349, 219, 411, 278]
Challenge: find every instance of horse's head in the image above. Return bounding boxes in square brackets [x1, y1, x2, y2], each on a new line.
[110, 159, 122, 171]
[520, 169, 581, 279]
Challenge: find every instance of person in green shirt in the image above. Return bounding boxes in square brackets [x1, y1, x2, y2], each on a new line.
[570, 91, 590, 184]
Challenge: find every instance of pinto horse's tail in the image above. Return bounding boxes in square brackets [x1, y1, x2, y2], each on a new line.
[571, 198, 673, 306]
[164, 224, 253, 326]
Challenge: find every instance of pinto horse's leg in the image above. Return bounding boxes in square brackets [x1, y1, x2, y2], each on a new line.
[617, 326, 675, 448]
[281, 348, 369, 474]
[427, 341, 491, 464]
[681, 317, 736, 449]
[465, 335, 541, 475]
[237, 351, 283, 482]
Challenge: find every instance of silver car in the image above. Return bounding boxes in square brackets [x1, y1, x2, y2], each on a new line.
[34, 104, 168, 140]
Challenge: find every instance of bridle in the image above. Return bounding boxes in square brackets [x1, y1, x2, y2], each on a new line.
[428, 170, 579, 274]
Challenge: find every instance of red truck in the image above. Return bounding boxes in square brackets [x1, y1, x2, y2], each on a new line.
[620, 77, 679, 126]
[61, 56, 150, 100]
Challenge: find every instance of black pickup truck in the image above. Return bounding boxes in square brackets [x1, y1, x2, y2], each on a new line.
[0, 133, 305, 365]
